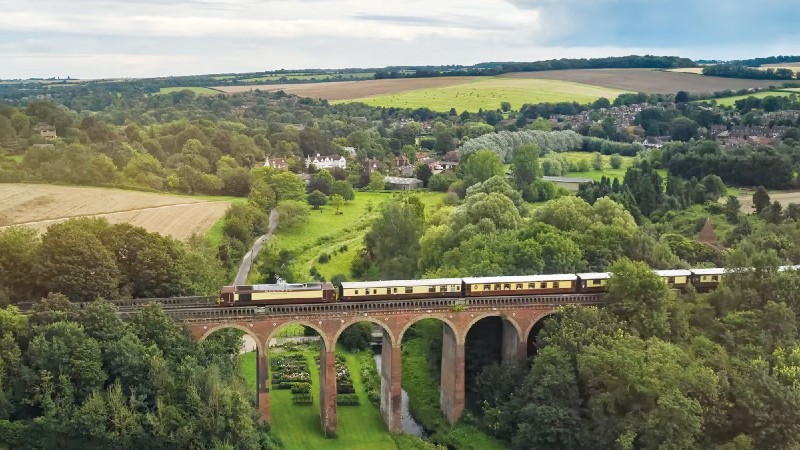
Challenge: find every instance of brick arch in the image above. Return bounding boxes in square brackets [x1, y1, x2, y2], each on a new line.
[332, 316, 396, 348]
[396, 314, 460, 344]
[197, 323, 265, 356]
[266, 320, 331, 351]
[462, 313, 523, 345]
[523, 311, 560, 344]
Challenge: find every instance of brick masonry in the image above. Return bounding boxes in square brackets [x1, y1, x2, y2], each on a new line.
[188, 306, 565, 434]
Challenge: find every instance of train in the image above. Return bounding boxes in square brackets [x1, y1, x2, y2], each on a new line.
[217, 265, 797, 306]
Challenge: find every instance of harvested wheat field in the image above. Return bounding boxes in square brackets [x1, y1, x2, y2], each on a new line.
[0, 184, 231, 239]
[737, 190, 800, 214]
[214, 76, 478, 100]
[502, 69, 780, 94]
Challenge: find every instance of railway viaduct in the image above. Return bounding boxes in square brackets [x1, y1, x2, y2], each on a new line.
[158, 293, 604, 436]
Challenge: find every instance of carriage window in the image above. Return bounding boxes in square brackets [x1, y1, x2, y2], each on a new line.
[456, 286, 460, 291]
[503, 283, 511, 290]
[440, 286, 447, 292]
[668, 277, 675, 283]
[355, 290, 359, 294]
[429, 286, 436, 293]
[711, 275, 719, 281]
[495, 284, 501, 290]
[540, 282, 547, 289]
[387, 288, 392, 294]
[373, 289, 378, 294]
[483, 284, 490, 290]
[553, 282, 560, 288]
[405, 287, 413, 294]
[516, 283, 523, 289]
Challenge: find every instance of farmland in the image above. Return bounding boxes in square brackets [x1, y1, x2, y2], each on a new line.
[214, 76, 477, 99]
[0, 183, 233, 239]
[711, 90, 798, 107]
[336, 77, 629, 112]
[666, 67, 707, 74]
[157, 86, 222, 95]
[240, 72, 375, 82]
[502, 68, 781, 93]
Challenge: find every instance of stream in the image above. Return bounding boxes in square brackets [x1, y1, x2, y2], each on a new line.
[374, 354, 425, 437]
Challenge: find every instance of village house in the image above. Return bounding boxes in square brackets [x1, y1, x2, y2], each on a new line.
[395, 154, 410, 167]
[34, 123, 56, 140]
[305, 154, 346, 170]
[264, 158, 289, 170]
[384, 176, 423, 191]
[364, 158, 385, 175]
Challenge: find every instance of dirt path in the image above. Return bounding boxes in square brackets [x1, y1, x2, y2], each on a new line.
[234, 209, 279, 285]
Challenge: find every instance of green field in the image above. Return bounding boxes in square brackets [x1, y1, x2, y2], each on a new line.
[157, 86, 222, 95]
[337, 77, 629, 112]
[709, 90, 798, 107]
[241, 72, 375, 83]
[241, 346, 396, 450]
[267, 191, 445, 282]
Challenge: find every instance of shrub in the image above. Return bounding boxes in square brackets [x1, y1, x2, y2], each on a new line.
[336, 394, 360, 406]
[292, 393, 313, 406]
[291, 382, 311, 393]
[318, 253, 330, 263]
[609, 153, 624, 169]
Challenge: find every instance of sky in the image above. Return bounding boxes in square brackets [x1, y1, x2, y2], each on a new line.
[2, 0, 798, 79]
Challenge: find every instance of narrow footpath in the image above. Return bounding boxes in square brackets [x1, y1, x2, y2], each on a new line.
[234, 209, 279, 285]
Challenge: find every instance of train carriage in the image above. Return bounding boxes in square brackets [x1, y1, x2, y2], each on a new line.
[655, 269, 692, 290]
[339, 278, 463, 301]
[463, 274, 578, 297]
[218, 282, 336, 306]
[690, 268, 725, 292]
[577, 272, 611, 293]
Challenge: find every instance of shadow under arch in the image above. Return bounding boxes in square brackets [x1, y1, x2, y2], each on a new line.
[197, 323, 265, 356]
[462, 312, 523, 345]
[397, 314, 460, 344]
[524, 312, 560, 357]
[332, 316, 397, 348]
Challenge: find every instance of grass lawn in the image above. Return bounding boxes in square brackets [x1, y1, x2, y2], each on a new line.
[337, 77, 629, 112]
[157, 86, 222, 95]
[707, 90, 798, 107]
[271, 191, 445, 282]
[556, 151, 647, 183]
[241, 345, 396, 450]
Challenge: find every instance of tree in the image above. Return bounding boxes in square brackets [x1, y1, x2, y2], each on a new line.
[38, 220, 120, 302]
[769, 200, 783, 224]
[511, 144, 540, 189]
[725, 195, 742, 223]
[330, 194, 345, 215]
[753, 186, 770, 215]
[500, 101, 511, 112]
[330, 180, 355, 201]
[669, 117, 699, 141]
[306, 190, 328, 209]
[363, 200, 424, 279]
[606, 258, 672, 339]
[0, 227, 40, 303]
[592, 152, 603, 171]
[675, 90, 690, 103]
[460, 149, 505, 187]
[308, 169, 334, 195]
[414, 163, 433, 187]
[368, 172, 385, 191]
[270, 171, 306, 203]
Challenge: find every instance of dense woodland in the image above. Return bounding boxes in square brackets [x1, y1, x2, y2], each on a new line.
[3, 75, 800, 448]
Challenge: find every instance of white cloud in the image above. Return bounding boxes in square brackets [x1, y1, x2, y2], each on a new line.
[0, 0, 796, 79]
